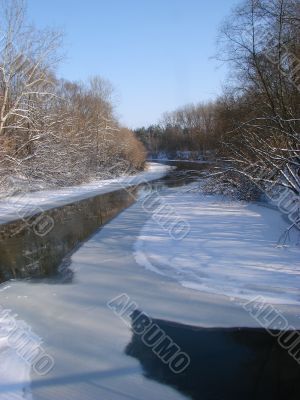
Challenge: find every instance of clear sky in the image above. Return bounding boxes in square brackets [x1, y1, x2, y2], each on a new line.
[27, 0, 239, 128]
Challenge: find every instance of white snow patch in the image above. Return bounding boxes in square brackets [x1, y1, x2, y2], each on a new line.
[134, 188, 300, 305]
[0, 316, 40, 400]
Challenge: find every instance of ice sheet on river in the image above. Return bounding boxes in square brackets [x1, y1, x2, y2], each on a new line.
[134, 187, 300, 305]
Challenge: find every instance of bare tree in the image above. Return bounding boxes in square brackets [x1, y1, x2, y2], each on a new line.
[0, 0, 62, 179]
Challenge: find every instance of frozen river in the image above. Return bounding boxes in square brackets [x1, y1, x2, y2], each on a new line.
[0, 162, 300, 400]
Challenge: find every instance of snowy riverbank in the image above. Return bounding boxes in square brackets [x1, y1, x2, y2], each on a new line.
[0, 162, 172, 224]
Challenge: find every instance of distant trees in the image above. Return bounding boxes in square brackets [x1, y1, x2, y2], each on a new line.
[0, 0, 145, 194]
[135, 102, 222, 160]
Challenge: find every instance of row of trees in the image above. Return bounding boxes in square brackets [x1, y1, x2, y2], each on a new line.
[135, 102, 218, 159]
[0, 0, 145, 194]
[136, 0, 299, 205]
[135, 94, 258, 161]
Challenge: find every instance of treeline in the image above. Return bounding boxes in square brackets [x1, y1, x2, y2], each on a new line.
[135, 102, 220, 160]
[135, 98, 242, 160]
[0, 0, 145, 194]
[136, 0, 300, 202]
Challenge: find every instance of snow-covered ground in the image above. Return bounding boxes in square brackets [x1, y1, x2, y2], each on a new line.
[134, 186, 300, 305]
[0, 163, 172, 224]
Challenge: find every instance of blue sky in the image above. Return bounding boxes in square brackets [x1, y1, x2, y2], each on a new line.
[27, 0, 239, 128]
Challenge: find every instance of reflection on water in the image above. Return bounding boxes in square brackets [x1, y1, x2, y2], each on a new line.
[126, 312, 300, 400]
[0, 162, 209, 283]
[151, 161, 207, 190]
[0, 188, 137, 282]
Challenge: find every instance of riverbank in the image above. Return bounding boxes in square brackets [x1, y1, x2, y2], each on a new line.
[0, 162, 172, 225]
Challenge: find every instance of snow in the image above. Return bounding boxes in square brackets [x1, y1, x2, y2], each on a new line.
[0, 314, 38, 400]
[134, 186, 300, 305]
[0, 163, 172, 224]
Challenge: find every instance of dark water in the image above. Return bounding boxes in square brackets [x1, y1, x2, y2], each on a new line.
[0, 188, 137, 282]
[0, 162, 207, 282]
[126, 311, 300, 400]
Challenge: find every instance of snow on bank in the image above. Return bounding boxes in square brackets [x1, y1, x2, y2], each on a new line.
[134, 187, 300, 305]
[0, 162, 172, 224]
